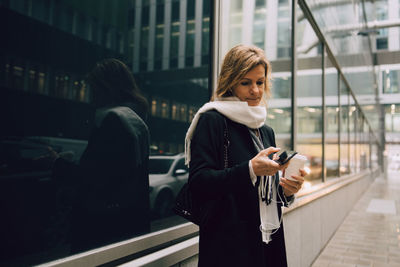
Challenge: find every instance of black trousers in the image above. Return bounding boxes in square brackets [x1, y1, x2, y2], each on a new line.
[261, 226, 288, 267]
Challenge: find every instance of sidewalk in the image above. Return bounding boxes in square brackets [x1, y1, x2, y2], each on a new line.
[312, 171, 400, 267]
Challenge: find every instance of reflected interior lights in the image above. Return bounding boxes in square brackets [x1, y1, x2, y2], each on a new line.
[273, 108, 284, 114]
[391, 104, 396, 115]
[305, 107, 316, 113]
[363, 105, 374, 110]
[268, 114, 275, 119]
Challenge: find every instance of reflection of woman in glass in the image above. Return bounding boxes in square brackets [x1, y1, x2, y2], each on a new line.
[55, 59, 150, 253]
[185, 45, 306, 266]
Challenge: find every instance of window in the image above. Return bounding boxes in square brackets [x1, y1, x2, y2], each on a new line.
[1, 1, 211, 265]
[382, 69, 400, 94]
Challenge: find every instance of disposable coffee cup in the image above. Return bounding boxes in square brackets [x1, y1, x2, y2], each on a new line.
[283, 154, 307, 181]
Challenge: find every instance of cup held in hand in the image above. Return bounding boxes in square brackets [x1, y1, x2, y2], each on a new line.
[283, 154, 307, 181]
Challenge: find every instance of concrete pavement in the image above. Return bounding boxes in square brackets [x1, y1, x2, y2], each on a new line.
[312, 171, 400, 267]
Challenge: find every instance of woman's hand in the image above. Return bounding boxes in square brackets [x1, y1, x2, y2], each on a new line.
[280, 169, 306, 197]
[251, 147, 288, 176]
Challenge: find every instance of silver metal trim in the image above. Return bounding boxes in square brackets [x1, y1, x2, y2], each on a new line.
[291, 0, 298, 151]
[37, 223, 199, 267]
[119, 236, 199, 267]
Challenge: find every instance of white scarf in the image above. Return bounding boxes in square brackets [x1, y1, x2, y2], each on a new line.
[184, 97, 266, 165]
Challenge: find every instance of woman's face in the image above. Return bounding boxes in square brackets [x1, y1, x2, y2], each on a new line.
[232, 64, 265, 106]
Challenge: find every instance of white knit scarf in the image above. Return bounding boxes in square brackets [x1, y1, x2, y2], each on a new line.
[184, 97, 266, 166]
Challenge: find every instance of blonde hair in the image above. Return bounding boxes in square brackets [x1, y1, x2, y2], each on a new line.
[212, 44, 272, 105]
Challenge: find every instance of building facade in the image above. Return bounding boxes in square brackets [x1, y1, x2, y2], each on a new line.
[1, 0, 399, 266]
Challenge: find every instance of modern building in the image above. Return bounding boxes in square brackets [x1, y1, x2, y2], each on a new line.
[0, 0, 399, 266]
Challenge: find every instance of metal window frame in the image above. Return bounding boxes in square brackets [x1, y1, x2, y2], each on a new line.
[38, 223, 199, 267]
[297, 0, 383, 169]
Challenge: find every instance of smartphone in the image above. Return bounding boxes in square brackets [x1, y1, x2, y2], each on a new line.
[274, 150, 298, 165]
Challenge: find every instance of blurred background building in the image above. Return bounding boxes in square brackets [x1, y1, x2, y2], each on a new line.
[0, 0, 399, 266]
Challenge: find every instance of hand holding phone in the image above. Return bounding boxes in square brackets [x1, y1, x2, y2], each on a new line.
[274, 150, 298, 165]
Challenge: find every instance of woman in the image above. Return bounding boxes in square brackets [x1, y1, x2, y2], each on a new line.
[185, 45, 306, 266]
[54, 59, 151, 253]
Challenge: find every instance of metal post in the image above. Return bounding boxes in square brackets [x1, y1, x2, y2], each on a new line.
[290, 0, 297, 151]
[348, 90, 350, 173]
[338, 72, 341, 176]
[322, 42, 326, 182]
[209, 0, 218, 98]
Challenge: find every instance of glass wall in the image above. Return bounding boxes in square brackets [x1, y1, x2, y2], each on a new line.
[268, 72, 292, 150]
[340, 82, 350, 176]
[217, 0, 380, 187]
[296, 10, 323, 184]
[0, 0, 211, 265]
[296, 68, 323, 184]
[326, 67, 339, 179]
[349, 103, 357, 173]
[385, 104, 400, 133]
[0, 0, 386, 265]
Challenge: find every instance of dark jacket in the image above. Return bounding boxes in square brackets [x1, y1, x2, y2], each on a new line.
[189, 110, 290, 267]
[55, 104, 150, 253]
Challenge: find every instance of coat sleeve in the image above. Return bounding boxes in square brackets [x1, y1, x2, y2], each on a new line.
[188, 111, 253, 201]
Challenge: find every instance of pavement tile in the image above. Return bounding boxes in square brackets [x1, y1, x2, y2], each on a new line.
[312, 173, 400, 267]
[341, 257, 372, 266]
[328, 263, 356, 267]
[311, 259, 332, 267]
[360, 254, 387, 263]
[373, 262, 399, 267]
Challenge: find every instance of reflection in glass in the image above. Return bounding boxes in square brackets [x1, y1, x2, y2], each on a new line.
[340, 83, 350, 176]
[0, 0, 211, 265]
[326, 67, 339, 179]
[297, 105, 323, 184]
[349, 104, 357, 174]
[382, 69, 400, 94]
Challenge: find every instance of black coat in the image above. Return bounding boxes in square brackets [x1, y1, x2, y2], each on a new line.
[189, 110, 290, 267]
[54, 104, 150, 253]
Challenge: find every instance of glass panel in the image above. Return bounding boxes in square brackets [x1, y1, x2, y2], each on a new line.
[355, 110, 362, 172]
[382, 69, 400, 94]
[252, 0, 266, 48]
[307, 0, 380, 138]
[340, 81, 350, 176]
[326, 66, 339, 179]
[296, 8, 322, 185]
[277, 0, 291, 59]
[371, 142, 379, 169]
[349, 99, 357, 173]
[0, 1, 211, 265]
[362, 120, 370, 170]
[220, 0, 293, 151]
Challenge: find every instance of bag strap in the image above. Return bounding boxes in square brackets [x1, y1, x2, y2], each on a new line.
[223, 118, 229, 169]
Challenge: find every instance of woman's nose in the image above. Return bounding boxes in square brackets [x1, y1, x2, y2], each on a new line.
[250, 82, 259, 94]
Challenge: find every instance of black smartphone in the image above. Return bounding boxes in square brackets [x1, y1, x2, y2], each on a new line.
[274, 150, 298, 165]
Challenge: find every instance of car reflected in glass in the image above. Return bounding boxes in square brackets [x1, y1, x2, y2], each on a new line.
[148, 153, 188, 219]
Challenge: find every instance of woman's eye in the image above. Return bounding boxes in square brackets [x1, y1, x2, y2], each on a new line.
[257, 81, 264, 86]
[241, 82, 249, 86]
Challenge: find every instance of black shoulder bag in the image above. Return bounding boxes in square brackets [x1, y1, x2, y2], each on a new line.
[173, 118, 229, 226]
